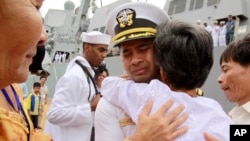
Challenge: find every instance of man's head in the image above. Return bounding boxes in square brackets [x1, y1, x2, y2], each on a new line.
[196, 20, 201, 26]
[228, 15, 233, 21]
[40, 75, 47, 85]
[203, 21, 207, 27]
[220, 21, 225, 26]
[33, 82, 41, 94]
[218, 34, 250, 105]
[213, 20, 218, 26]
[154, 21, 213, 90]
[82, 31, 111, 67]
[106, 2, 170, 83]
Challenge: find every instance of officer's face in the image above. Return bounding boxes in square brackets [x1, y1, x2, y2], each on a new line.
[120, 38, 158, 83]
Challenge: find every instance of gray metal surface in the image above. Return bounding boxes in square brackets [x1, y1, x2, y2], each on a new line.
[26, 0, 250, 114]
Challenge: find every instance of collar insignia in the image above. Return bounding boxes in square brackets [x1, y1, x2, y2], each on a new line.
[116, 8, 135, 28]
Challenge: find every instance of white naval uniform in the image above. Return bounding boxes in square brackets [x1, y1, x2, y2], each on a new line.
[95, 98, 136, 141]
[211, 26, 220, 47]
[44, 56, 96, 141]
[218, 25, 227, 47]
[100, 77, 234, 141]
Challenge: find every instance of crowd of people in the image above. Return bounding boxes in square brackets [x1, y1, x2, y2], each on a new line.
[0, 0, 249, 141]
[196, 15, 236, 47]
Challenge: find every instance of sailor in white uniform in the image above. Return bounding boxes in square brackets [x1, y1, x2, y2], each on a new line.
[44, 31, 111, 141]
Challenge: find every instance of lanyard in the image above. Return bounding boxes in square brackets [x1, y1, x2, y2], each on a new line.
[1, 85, 22, 112]
[75, 60, 100, 101]
[1, 85, 31, 140]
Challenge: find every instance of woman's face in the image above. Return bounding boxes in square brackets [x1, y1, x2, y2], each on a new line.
[217, 60, 250, 106]
[0, 0, 47, 87]
[96, 71, 108, 88]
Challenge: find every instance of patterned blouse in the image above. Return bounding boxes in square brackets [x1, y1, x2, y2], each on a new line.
[0, 107, 28, 141]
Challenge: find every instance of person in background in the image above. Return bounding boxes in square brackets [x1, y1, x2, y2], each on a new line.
[218, 33, 250, 124]
[197, 28, 250, 141]
[203, 21, 212, 33]
[101, 20, 233, 141]
[95, 2, 189, 141]
[211, 20, 220, 47]
[21, 82, 29, 99]
[196, 19, 202, 27]
[94, 66, 109, 91]
[226, 15, 236, 45]
[0, 0, 52, 140]
[218, 21, 227, 47]
[38, 75, 49, 128]
[27, 82, 42, 129]
[44, 31, 111, 141]
[39, 76, 49, 105]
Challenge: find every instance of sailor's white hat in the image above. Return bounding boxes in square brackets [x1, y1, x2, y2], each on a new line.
[106, 2, 170, 46]
[81, 31, 111, 45]
[196, 20, 201, 23]
[220, 21, 225, 24]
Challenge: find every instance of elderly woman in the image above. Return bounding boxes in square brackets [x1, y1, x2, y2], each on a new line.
[218, 33, 250, 124]
[0, 0, 48, 140]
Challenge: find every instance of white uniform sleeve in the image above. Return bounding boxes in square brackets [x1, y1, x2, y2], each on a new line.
[101, 77, 171, 123]
[101, 77, 233, 141]
[47, 73, 92, 126]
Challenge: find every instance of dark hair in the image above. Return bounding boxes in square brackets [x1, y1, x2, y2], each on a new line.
[29, 45, 45, 74]
[154, 20, 213, 90]
[94, 64, 109, 79]
[33, 82, 41, 88]
[220, 33, 250, 67]
[40, 75, 47, 80]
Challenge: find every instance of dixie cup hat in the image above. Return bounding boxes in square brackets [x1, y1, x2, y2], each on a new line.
[81, 31, 111, 45]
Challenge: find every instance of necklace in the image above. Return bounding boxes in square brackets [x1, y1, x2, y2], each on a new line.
[1, 85, 21, 113]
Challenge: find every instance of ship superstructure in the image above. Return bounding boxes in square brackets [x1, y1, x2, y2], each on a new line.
[26, 0, 250, 112]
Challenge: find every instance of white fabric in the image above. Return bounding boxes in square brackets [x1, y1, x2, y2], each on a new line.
[101, 77, 234, 141]
[95, 98, 136, 141]
[229, 101, 250, 124]
[218, 25, 227, 47]
[204, 25, 212, 33]
[81, 31, 111, 45]
[40, 84, 49, 103]
[211, 25, 220, 47]
[44, 56, 96, 141]
[220, 21, 225, 24]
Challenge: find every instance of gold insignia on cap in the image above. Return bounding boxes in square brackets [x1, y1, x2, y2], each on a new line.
[116, 9, 135, 28]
